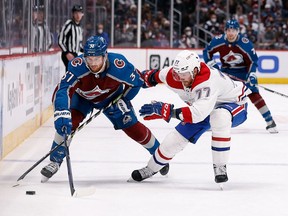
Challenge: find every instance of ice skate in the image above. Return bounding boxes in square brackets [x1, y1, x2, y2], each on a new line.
[131, 166, 156, 182]
[266, 120, 278, 134]
[159, 164, 169, 176]
[40, 162, 60, 183]
[213, 164, 228, 184]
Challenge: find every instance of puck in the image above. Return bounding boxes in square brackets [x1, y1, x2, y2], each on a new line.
[26, 191, 36, 195]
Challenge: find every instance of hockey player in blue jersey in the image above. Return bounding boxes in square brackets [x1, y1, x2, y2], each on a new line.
[41, 35, 168, 182]
[203, 19, 278, 133]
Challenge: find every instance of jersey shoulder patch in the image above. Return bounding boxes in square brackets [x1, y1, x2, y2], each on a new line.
[241, 37, 249, 44]
[107, 52, 138, 84]
[113, 58, 126, 68]
[68, 55, 90, 76]
[108, 52, 130, 70]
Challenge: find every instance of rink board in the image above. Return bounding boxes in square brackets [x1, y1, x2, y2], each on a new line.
[0, 52, 64, 159]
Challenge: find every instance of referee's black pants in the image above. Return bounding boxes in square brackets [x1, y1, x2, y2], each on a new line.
[61, 52, 78, 71]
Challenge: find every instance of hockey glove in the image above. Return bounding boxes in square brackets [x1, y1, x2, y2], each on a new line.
[139, 101, 174, 122]
[141, 69, 158, 88]
[104, 97, 131, 118]
[54, 110, 72, 136]
[248, 72, 257, 86]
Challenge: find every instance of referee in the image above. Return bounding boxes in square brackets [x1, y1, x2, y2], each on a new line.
[58, 4, 84, 70]
[32, 4, 53, 52]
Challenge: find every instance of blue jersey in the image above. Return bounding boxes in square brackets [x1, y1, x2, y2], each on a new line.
[203, 34, 258, 80]
[53, 52, 143, 111]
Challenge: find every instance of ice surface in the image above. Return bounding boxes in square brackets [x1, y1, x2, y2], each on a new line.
[0, 84, 288, 216]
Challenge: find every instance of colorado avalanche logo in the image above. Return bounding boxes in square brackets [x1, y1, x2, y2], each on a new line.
[123, 115, 132, 125]
[222, 50, 243, 66]
[76, 85, 110, 100]
[114, 58, 125, 68]
[71, 57, 83, 67]
[242, 37, 249, 43]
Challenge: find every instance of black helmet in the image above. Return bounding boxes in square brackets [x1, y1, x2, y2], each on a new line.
[72, 4, 83, 12]
[33, 5, 45, 11]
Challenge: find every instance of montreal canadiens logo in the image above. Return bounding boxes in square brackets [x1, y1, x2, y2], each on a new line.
[114, 58, 125, 68]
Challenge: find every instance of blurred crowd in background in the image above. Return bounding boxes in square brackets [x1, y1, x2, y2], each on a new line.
[1, 0, 288, 55]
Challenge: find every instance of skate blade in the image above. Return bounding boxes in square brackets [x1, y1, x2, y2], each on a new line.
[218, 183, 225, 190]
[41, 176, 49, 183]
[268, 129, 279, 134]
[127, 177, 137, 182]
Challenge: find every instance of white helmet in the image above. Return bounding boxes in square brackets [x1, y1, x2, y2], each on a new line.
[172, 50, 201, 78]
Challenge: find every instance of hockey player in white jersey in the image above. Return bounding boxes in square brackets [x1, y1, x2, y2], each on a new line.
[131, 50, 249, 185]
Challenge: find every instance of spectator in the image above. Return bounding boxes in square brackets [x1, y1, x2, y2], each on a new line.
[238, 15, 247, 34]
[261, 4, 276, 24]
[261, 24, 276, 49]
[31, 4, 53, 52]
[203, 12, 221, 36]
[234, 4, 249, 25]
[58, 4, 84, 71]
[117, 0, 135, 9]
[199, 0, 211, 23]
[282, 1, 288, 19]
[244, 24, 258, 43]
[178, 26, 198, 48]
[96, 23, 110, 46]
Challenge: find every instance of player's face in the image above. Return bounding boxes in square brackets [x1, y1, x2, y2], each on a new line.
[172, 70, 193, 87]
[85, 56, 104, 73]
[226, 28, 238, 42]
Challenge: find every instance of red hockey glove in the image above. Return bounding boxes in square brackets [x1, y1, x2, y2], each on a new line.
[141, 69, 158, 88]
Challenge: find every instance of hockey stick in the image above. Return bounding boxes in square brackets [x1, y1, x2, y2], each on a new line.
[223, 72, 288, 99]
[14, 90, 125, 186]
[13, 108, 102, 186]
[63, 128, 76, 196]
[63, 129, 95, 197]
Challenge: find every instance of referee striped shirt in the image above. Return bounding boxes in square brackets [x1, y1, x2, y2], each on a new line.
[58, 19, 83, 54]
[32, 23, 52, 52]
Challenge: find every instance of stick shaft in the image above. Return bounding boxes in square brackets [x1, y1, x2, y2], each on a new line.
[16, 90, 124, 182]
[223, 72, 288, 99]
[63, 131, 75, 196]
[16, 109, 102, 182]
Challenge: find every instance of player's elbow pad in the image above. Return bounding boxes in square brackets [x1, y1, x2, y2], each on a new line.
[124, 86, 141, 100]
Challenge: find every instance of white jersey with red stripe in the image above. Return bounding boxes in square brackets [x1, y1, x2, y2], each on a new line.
[156, 62, 248, 124]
